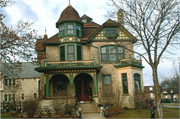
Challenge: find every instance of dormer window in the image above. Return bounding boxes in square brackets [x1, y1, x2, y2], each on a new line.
[87, 19, 91, 23]
[67, 24, 74, 34]
[60, 25, 65, 36]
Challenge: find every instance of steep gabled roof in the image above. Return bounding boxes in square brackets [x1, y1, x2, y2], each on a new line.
[88, 19, 137, 42]
[81, 14, 92, 19]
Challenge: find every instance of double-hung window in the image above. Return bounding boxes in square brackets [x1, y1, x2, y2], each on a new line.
[122, 73, 128, 94]
[68, 45, 74, 60]
[108, 46, 116, 62]
[8, 94, 11, 101]
[60, 45, 82, 61]
[60, 25, 65, 36]
[134, 74, 141, 92]
[5, 94, 7, 101]
[76, 25, 80, 35]
[9, 79, 11, 86]
[102, 75, 112, 95]
[67, 24, 74, 34]
[60, 46, 65, 61]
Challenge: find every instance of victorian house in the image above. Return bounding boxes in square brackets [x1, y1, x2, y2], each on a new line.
[35, 3, 144, 108]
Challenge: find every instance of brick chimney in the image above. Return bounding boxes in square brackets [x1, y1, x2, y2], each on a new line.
[117, 9, 124, 26]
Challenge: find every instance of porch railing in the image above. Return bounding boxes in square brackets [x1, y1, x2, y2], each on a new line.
[119, 58, 142, 67]
[44, 60, 96, 67]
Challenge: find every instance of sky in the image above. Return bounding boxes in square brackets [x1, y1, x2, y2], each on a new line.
[2, 0, 180, 86]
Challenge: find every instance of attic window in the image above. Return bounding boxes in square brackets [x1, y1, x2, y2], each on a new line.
[105, 27, 117, 34]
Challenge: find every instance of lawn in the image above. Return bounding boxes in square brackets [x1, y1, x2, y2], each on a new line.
[111, 107, 179, 118]
[1, 113, 16, 118]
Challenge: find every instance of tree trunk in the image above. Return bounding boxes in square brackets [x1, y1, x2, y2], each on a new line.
[152, 67, 163, 119]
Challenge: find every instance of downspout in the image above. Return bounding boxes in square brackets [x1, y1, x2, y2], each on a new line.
[84, 41, 100, 65]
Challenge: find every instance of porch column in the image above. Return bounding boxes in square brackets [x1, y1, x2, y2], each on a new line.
[46, 75, 50, 97]
[70, 73, 74, 95]
[93, 73, 98, 97]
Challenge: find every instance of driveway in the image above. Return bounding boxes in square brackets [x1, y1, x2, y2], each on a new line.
[163, 105, 180, 108]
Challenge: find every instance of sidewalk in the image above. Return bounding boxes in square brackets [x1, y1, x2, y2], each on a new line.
[82, 113, 104, 119]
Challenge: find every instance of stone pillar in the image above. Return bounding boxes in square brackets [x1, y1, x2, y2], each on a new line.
[46, 75, 50, 97]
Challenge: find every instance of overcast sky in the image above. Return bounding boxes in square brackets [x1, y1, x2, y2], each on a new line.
[2, 0, 180, 86]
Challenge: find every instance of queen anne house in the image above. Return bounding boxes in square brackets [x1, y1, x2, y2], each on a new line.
[35, 3, 144, 108]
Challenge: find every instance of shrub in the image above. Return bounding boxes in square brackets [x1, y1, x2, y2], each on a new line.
[23, 98, 40, 118]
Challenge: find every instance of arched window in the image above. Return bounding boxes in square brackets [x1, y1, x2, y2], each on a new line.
[134, 73, 141, 92]
[101, 45, 124, 62]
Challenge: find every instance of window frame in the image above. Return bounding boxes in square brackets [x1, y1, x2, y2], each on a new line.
[60, 24, 65, 36]
[4, 79, 7, 86]
[76, 24, 81, 36]
[59, 44, 82, 61]
[9, 79, 11, 86]
[134, 73, 141, 92]
[8, 94, 11, 101]
[105, 27, 118, 34]
[5, 94, 7, 101]
[122, 73, 128, 94]
[67, 24, 74, 35]
[34, 93, 37, 100]
[102, 75, 112, 95]
[101, 45, 124, 62]
[21, 93, 24, 101]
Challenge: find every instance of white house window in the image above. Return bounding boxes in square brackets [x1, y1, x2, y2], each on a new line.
[149, 87, 153, 91]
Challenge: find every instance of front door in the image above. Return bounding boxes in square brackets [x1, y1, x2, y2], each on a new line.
[76, 79, 89, 101]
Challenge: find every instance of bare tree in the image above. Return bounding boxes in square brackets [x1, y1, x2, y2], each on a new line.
[107, 0, 180, 118]
[0, 0, 40, 77]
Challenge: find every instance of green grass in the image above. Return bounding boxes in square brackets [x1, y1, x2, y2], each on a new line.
[1, 113, 16, 118]
[111, 107, 179, 118]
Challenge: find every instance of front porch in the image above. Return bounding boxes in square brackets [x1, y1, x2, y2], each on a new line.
[35, 60, 103, 103]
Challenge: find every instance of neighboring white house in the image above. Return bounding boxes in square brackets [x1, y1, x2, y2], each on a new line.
[1, 62, 41, 102]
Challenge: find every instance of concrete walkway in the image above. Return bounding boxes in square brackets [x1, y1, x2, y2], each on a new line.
[82, 112, 104, 119]
[163, 105, 180, 108]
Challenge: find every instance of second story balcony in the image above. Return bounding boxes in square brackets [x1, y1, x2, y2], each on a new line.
[114, 58, 144, 68]
[35, 60, 103, 73]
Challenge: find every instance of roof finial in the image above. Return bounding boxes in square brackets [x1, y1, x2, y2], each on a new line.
[68, 0, 71, 6]
[45, 26, 47, 35]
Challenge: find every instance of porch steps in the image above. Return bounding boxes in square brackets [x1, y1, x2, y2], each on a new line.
[76, 102, 99, 114]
